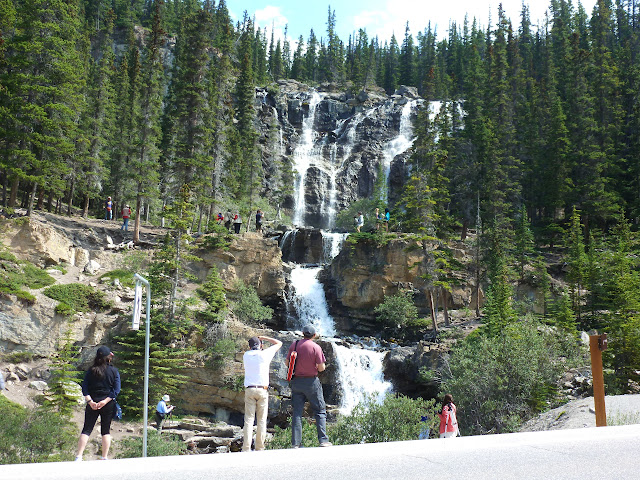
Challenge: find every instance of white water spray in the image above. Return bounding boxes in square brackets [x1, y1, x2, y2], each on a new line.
[293, 92, 323, 226]
[334, 344, 392, 415]
[289, 266, 336, 338]
[381, 100, 418, 202]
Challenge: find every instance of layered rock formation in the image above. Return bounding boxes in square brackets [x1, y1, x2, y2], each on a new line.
[255, 80, 421, 229]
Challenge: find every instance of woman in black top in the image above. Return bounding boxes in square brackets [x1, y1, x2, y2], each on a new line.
[75, 345, 121, 461]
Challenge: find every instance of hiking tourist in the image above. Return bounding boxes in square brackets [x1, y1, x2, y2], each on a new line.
[121, 205, 131, 231]
[286, 325, 332, 448]
[233, 212, 242, 234]
[104, 197, 113, 220]
[255, 209, 264, 233]
[242, 335, 282, 451]
[356, 211, 364, 232]
[438, 393, 459, 438]
[156, 394, 175, 433]
[76, 346, 121, 461]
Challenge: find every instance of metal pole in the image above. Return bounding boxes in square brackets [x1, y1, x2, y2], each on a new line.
[134, 274, 151, 457]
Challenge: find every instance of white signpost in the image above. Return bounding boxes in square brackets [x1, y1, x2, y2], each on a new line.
[132, 274, 151, 458]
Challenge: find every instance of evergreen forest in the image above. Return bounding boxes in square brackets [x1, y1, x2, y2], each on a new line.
[1, 0, 640, 441]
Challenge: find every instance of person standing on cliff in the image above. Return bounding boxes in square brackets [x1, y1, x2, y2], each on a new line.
[104, 196, 113, 220]
[242, 335, 282, 452]
[255, 209, 264, 233]
[233, 212, 242, 234]
[286, 325, 332, 448]
[121, 205, 131, 231]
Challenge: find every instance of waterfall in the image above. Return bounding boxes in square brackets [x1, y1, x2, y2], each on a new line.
[334, 344, 392, 415]
[322, 231, 348, 263]
[381, 100, 418, 202]
[293, 92, 323, 226]
[289, 266, 336, 338]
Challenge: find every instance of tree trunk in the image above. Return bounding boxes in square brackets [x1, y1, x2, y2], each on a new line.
[197, 204, 204, 234]
[461, 218, 468, 241]
[442, 288, 450, 327]
[428, 290, 438, 333]
[9, 176, 19, 207]
[37, 186, 45, 210]
[133, 192, 142, 244]
[82, 193, 90, 218]
[170, 232, 181, 321]
[47, 191, 54, 212]
[67, 179, 75, 216]
[26, 182, 37, 216]
[1, 170, 7, 207]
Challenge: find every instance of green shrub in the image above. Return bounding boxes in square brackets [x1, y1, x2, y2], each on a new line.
[99, 269, 135, 288]
[44, 283, 112, 315]
[330, 394, 438, 445]
[0, 254, 55, 300]
[3, 351, 38, 363]
[229, 281, 273, 325]
[441, 319, 580, 435]
[374, 290, 418, 329]
[209, 338, 237, 370]
[116, 433, 187, 458]
[267, 417, 321, 449]
[267, 395, 438, 449]
[0, 398, 76, 464]
[15, 290, 36, 304]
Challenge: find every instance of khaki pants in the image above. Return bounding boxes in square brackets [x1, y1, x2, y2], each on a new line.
[242, 388, 269, 451]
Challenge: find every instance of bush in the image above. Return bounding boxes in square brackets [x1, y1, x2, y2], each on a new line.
[116, 432, 187, 458]
[229, 281, 273, 325]
[267, 395, 438, 449]
[441, 319, 580, 435]
[0, 398, 76, 464]
[209, 338, 237, 370]
[267, 417, 320, 450]
[0, 253, 55, 300]
[99, 269, 135, 288]
[3, 351, 38, 363]
[44, 283, 112, 316]
[330, 394, 438, 445]
[374, 290, 418, 329]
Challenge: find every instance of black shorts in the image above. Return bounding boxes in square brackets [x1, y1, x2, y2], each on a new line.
[81, 399, 116, 436]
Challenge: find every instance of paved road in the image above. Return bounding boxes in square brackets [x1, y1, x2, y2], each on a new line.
[1, 425, 639, 480]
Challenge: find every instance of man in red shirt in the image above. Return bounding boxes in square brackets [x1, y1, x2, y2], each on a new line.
[286, 325, 332, 448]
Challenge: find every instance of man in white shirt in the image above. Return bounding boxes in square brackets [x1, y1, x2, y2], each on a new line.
[242, 335, 282, 452]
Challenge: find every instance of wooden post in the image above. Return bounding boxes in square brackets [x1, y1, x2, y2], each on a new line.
[589, 334, 607, 427]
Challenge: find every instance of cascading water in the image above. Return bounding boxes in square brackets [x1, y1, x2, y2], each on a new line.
[288, 266, 336, 338]
[334, 344, 392, 414]
[381, 100, 418, 202]
[322, 231, 348, 263]
[293, 92, 323, 226]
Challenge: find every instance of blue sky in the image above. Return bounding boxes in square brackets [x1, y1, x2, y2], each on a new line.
[226, 0, 599, 45]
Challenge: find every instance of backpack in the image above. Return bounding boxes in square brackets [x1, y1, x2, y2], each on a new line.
[286, 340, 299, 381]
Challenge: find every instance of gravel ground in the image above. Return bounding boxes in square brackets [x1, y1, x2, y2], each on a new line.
[521, 394, 640, 431]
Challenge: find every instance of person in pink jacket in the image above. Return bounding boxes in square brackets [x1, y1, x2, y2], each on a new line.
[438, 393, 459, 438]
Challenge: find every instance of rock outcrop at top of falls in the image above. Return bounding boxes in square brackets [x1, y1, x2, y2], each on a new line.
[255, 80, 421, 229]
[323, 235, 483, 332]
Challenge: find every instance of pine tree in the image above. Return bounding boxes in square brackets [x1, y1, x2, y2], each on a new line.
[132, 2, 165, 242]
[565, 208, 587, 324]
[44, 326, 82, 417]
[113, 329, 192, 418]
[4, 0, 86, 216]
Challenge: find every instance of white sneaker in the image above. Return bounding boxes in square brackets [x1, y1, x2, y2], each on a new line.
[74, 456, 82, 462]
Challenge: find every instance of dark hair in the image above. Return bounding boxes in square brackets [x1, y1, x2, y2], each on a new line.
[90, 352, 112, 379]
[441, 394, 453, 412]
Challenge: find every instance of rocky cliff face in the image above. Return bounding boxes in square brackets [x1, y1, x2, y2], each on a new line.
[255, 80, 421, 229]
[322, 235, 483, 333]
